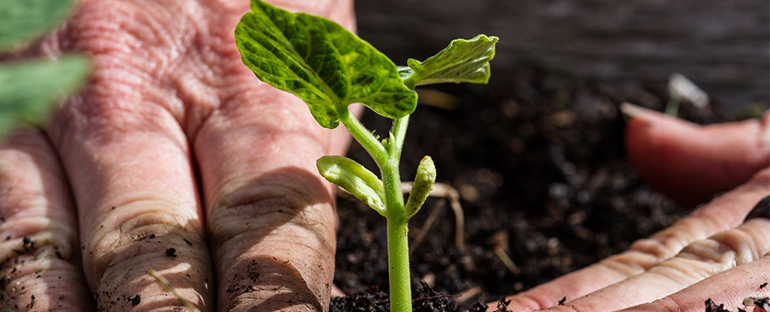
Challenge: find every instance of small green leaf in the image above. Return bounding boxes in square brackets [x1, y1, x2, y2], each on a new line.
[405, 34, 498, 86]
[235, 0, 417, 129]
[317, 156, 386, 216]
[0, 0, 78, 52]
[0, 55, 91, 137]
[404, 156, 436, 219]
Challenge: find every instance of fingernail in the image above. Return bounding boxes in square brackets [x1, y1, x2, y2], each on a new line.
[620, 102, 663, 124]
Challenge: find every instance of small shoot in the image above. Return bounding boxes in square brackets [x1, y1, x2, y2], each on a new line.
[0, 0, 78, 52]
[317, 156, 386, 216]
[0, 56, 90, 136]
[404, 156, 436, 220]
[0, 0, 90, 138]
[234, 1, 497, 310]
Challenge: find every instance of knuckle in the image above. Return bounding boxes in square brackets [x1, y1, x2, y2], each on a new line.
[675, 220, 770, 268]
[86, 208, 203, 277]
[209, 174, 336, 245]
[629, 238, 674, 263]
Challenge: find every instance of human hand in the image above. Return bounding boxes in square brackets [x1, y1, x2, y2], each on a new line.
[491, 105, 770, 311]
[0, 0, 354, 311]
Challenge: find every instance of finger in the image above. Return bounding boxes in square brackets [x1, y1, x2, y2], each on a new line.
[494, 168, 770, 311]
[0, 130, 93, 310]
[46, 1, 214, 310]
[193, 1, 354, 310]
[621, 252, 770, 312]
[623, 104, 770, 207]
[544, 218, 770, 311]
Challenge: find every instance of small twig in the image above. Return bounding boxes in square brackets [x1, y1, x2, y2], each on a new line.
[416, 89, 460, 110]
[409, 199, 445, 254]
[455, 287, 482, 305]
[402, 182, 465, 250]
[493, 230, 521, 275]
[147, 269, 201, 312]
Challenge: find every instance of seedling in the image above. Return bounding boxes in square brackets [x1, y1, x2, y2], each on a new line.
[234, 1, 497, 310]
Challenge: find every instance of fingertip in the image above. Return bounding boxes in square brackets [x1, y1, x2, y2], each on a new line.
[625, 106, 770, 207]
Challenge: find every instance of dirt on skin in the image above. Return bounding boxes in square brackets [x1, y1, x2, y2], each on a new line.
[331, 66, 765, 310]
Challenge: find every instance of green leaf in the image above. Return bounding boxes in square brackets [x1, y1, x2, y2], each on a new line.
[235, 0, 417, 129]
[0, 0, 78, 53]
[0, 55, 91, 137]
[317, 156, 386, 216]
[404, 156, 436, 219]
[405, 34, 498, 86]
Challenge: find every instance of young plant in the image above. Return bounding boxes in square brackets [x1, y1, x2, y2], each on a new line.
[234, 1, 497, 310]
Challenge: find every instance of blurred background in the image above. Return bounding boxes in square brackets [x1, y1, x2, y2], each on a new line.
[355, 0, 769, 110]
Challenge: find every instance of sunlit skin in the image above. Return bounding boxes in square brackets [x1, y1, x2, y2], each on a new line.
[0, 0, 768, 311]
[2, 0, 354, 311]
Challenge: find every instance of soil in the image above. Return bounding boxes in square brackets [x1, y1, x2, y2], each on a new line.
[331, 65, 754, 311]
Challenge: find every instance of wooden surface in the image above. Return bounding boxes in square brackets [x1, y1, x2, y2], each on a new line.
[355, 0, 769, 108]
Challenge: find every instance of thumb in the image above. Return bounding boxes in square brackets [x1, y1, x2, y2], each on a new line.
[622, 103, 770, 207]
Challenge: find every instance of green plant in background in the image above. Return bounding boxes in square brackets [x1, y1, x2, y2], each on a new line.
[0, 0, 91, 137]
[234, 0, 497, 310]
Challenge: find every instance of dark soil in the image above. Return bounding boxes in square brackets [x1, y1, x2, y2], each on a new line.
[332, 65, 743, 310]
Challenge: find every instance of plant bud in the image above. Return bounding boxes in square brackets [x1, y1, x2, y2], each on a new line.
[317, 156, 386, 216]
[404, 156, 436, 219]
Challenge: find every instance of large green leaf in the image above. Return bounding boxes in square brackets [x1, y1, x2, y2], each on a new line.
[404, 34, 498, 86]
[0, 0, 78, 53]
[234, 0, 417, 129]
[0, 55, 91, 137]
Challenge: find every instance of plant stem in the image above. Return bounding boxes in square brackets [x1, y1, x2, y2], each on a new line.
[336, 104, 388, 164]
[336, 104, 413, 311]
[389, 115, 410, 159]
[387, 213, 411, 312]
[382, 157, 410, 311]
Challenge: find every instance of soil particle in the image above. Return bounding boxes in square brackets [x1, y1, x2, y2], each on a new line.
[165, 248, 177, 258]
[760, 282, 767, 289]
[558, 297, 566, 305]
[333, 65, 742, 310]
[330, 283, 459, 312]
[413, 281, 457, 312]
[129, 294, 141, 306]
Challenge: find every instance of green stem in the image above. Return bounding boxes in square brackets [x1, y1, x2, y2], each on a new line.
[389, 115, 410, 159]
[336, 104, 413, 311]
[386, 211, 411, 312]
[336, 104, 388, 164]
[382, 155, 410, 311]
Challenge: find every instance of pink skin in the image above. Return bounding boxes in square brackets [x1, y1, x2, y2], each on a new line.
[2, 0, 354, 311]
[626, 107, 770, 208]
[493, 108, 770, 311]
[3, 0, 768, 310]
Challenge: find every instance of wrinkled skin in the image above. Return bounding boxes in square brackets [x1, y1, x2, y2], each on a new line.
[494, 107, 770, 312]
[1, 0, 354, 311]
[1, 0, 768, 311]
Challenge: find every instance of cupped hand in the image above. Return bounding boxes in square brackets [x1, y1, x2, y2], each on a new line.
[0, 0, 354, 311]
[493, 106, 770, 311]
